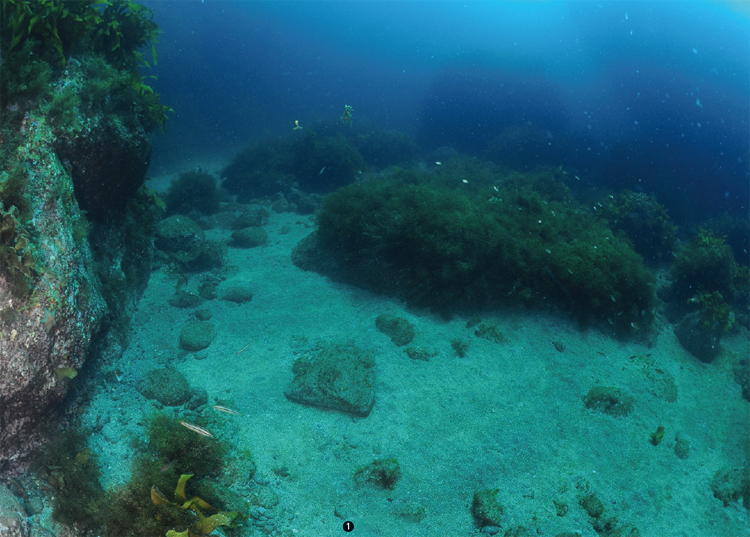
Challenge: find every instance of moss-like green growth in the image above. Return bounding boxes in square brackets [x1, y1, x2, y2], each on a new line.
[310, 162, 655, 334]
[600, 191, 676, 264]
[1, 0, 171, 130]
[451, 338, 470, 357]
[583, 386, 634, 417]
[31, 417, 241, 537]
[649, 425, 665, 446]
[354, 457, 402, 489]
[165, 168, 222, 216]
[0, 39, 52, 105]
[32, 424, 106, 531]
[291, 132, 366, 192]
[48, 82, 83, 132]
[688, 291, 735, 334]
[221, 130, 366, 200]
[375, 313, 415, 346]
[705, 212, 750, 269]
[0, 201, 37, 296]
[101, 457, 195, 537]
[354, 129, 418, 168]
[471, 488, 504, 527]
[101, 412, 234, 537]
[579, 492, 605, 518]
[221, 138, 296, 201]
[671, 229, 747, 304]
[144, 413, 226, 479]
[710, 466, 750, 509]
[0, 163, 31, 223]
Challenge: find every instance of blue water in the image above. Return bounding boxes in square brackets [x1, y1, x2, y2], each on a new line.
[146, 0, 749, 220]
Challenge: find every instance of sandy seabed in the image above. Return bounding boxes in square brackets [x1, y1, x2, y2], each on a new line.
[74, 172, 750, 537]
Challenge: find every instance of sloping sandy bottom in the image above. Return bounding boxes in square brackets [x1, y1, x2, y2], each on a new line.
[79, 197, 749, 536]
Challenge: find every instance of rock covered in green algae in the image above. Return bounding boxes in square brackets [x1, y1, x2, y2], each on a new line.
[471, 488, 504, 527]
[375, 313, 415, 346]
[583, 386, 634, 417]
[179, 321, 216, 351]
[220, 284, 254, 304]
[137, 368, 190, 406]
[284, 341, 376, 417]
[155, 215, 206, 252]
[353, 457, 402, 489]
[230, 227, 267, 248]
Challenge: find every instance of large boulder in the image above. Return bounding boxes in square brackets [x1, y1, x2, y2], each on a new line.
[0, 59, 158, 473]
[0, 120, 108, 472]
[284, 342, 376, 417]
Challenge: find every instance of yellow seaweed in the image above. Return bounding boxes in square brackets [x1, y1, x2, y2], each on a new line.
[193, 511, 238, 535]
[175, 474, 194, 502]
[151, 486, 174, 507]
[649, 425, 665, 446]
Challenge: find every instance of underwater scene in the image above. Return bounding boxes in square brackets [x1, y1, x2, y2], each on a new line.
[0, 1, 749, 536]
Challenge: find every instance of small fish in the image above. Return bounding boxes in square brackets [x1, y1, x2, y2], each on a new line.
[56, 367, 78, 380]
[179, 421, 214, 437]
[319, 167, 326, 175]
[212, 405, 240, 416]
[160, 459, 177, 472]
[236, 342, 253, 355]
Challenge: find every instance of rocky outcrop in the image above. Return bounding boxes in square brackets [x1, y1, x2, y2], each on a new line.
[0, 69, 157, 474]
[0, 117, 108, 473]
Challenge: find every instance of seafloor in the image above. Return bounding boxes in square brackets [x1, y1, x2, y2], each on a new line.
[54, 165, 749, 537]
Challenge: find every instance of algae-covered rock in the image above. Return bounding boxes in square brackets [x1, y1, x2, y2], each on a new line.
[474, 321, 506, 343]
[172, 240, 226, 273]
[471, 488, 504, 527]
[674, 433, 690, 459]
[284, 341, 376, 417]
[375, 314, 415, 346]
[451, 338, 470, 357]
[0, 484, 31, 535]
[168, 290, 203, 309]
[230, 227, 267, 248]
[674, 311, 721, 363]
[220, 284, 253, 304]
[155, 215, 205, 252]
[353, 457, 401, 489]
[405, 346, 438, 362]
[583, 386, 634, 417]
[710, 466, 750, 508]
[579, 492, 605, 518]
[179, 321, 216, 351]
[393, 501, 427, 522]
[137, 368, 190, 406]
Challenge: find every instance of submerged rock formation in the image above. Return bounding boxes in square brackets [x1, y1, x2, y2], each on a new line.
[0, 2, 167, 472]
